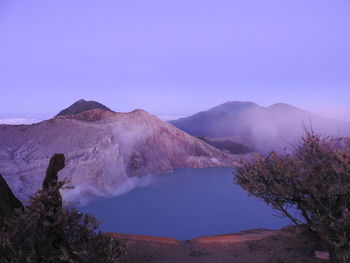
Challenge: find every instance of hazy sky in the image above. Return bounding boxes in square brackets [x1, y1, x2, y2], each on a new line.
[1, 0, 349, 123]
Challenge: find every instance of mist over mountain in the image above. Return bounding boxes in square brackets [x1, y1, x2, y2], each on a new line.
[0, 101, 238, 204]
[56, 99, 113, 117]
[170, 101, 350, 152]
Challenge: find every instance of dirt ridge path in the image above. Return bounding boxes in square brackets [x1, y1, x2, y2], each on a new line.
[105, 226, 328, 263]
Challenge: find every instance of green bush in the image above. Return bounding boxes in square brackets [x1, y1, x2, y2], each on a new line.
[234, 131, 350, 263]
[0, 182, 125, 263]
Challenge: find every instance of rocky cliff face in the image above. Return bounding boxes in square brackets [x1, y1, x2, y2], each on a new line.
[0, 109, 238, 203]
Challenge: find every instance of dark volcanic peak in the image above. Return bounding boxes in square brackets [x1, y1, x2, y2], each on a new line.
[57, 108, 115, 122]
[56, 99, 113, 117]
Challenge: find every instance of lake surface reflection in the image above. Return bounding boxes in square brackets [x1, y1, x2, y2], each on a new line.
[80, 167, 290, 240]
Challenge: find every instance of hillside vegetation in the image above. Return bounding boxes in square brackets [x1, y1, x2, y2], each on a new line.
[235, 131, 350, 263]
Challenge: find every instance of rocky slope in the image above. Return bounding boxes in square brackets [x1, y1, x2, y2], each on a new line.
[0, 108, 238, 203]
[170, 101, 350, 153]
[196, 136, 255, 154]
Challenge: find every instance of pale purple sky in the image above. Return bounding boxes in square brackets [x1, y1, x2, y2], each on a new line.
[1, 0, 349, 123]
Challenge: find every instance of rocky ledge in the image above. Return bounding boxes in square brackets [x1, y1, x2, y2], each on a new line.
[105, 226, 329, 263]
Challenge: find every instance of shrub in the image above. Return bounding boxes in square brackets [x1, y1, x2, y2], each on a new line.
[0, 182, 125, 263]
[234, 131, 350, 263]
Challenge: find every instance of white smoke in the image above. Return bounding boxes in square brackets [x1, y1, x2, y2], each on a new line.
[62, 174, 157, 206]
[157, 115, 185, 121]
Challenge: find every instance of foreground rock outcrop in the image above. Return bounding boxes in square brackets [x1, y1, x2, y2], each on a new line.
[106, 226, 328, 263]
[0, 173, 23, 228]
[42, 153, 65, 190]
[0, 106, 239, 203]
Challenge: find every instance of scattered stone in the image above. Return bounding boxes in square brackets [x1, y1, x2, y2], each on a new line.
[314, 251, 329, 260]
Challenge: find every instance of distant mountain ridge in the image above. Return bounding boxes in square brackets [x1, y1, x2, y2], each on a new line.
[0, 102, 239, 204]
[56, 99, 113, 117]
[170, 101, 350, 152]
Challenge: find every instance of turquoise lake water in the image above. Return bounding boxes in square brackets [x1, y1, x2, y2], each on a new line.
[79, 167, 290, 240]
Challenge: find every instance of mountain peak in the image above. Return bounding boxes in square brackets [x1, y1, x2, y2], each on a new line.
[208, 101, 259, 112]
[268, 103, 306, 113]
[269, 103, 295, 109]
[224, 101, 256, 105]
[56, 99, 114, 117]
